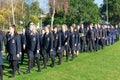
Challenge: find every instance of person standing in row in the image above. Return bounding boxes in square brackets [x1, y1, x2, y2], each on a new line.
[69, 26, 76, 60]
[26, 21, 41, 74]
[6, 25, 21, 78]
[42, 26, 52, 69]
[61, 24, 70, 62]
[20, 28, 26, 64]
[94, 24, 99, 51]
[79, 24, 86, 53]
[53, 26, 62, 65]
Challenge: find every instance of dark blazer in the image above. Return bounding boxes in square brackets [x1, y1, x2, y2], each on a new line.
[42, 32, 51, 53]
[27, 32, 40, 52]
[69, 31, 75, 50]
[6, 33, 21, 60]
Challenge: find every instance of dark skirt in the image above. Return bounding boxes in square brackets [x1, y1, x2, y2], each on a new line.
[34, 53, 40, 59]
[76, 44, 81, 51]
[27, 50, 34, 58]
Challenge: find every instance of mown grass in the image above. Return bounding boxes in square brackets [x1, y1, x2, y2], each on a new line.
[3, 41, 120, 80]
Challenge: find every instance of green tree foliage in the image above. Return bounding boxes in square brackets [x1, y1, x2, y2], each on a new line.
[30, 1, 42, 15]
[101, 0, 120, 24]
[30, 15, 39, 25]
[66, 0, 100, 25]
[44, 0, 100, 26]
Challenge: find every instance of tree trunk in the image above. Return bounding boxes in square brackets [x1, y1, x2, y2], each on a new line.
[11, 0, 15, 25]
[51, 0, 55, 29]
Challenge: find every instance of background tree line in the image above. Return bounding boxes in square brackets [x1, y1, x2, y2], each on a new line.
[0, 0, 120, 30]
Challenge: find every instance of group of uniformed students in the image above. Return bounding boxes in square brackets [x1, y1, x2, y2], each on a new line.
[0, 21, 120, 80]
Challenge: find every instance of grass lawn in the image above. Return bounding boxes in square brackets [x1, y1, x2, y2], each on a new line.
[3, 41, 120, 80]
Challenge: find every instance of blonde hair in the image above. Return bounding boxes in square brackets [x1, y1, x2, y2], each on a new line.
[62, 24, 68, 31]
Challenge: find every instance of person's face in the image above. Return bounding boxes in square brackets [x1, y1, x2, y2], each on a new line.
[45, 27, 49, 33]
[29, 22, 34, 31]
[77, 26, 80, 30]
[54, 27, 57, 32]
[70, 26, 74, 31]
[42, 30, 45, 34]
[9, 27, 14, 34]
[62, 25, 66, 31]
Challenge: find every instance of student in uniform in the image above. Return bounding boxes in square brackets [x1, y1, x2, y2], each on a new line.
[0, 31, 4, 80]
[40, 29, 46, 68]
[98, 24, 103, 49]
[6, 25, 21, 78]
[94, 24, 99, 51]
[61, 24, 70, 62]
[5, 31, 12, 68]
[79, 24, 86, 53]
[109, 25, 115, 45]
[53, 26, 62, 65]
[75, 25, 81, 56]
[87, 25, 95, 52]
[42, 26, 53, 69]
[20, 28, 26, 64]
[102, 25, 107, 48]
[69, 26, 76, 60]
[49, 26, 56, 68]
[26, 22, 41, 74]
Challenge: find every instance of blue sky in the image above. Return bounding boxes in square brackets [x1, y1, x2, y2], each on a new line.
[39, 0, 103, 14]
[94, 0, 103, 7]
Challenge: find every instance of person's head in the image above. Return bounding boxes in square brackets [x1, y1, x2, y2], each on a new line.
[116, 25, 118, 28]
[28, 21, 33, 27]
[53, 25, 58, 33]
[45, 25, 50, 33]
[62, 24, 67, 31]
[9, 25, 18, 35]
[42, 29, 45, 35]
[77, 25, 80, 30]
[29, 21, 37, 34]
[80, 23, 84, 28]
[97, 23, 100, 28]
[70, 26, 74, 32]
[72, 24, 76, 28]
[89, 24, 93, 29]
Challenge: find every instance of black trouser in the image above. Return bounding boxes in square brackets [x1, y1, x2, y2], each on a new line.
[50, 54, 55, 67]
[11, 60, 19, 77]
[80, 37, 85, 52]
[21, 49, 27, 64]
[57, 53, 62, 64]
[66, 51, 70, 62]
[87, 39, 93, 52]
[28, 57, 34, 72]
[43, 54, 47, 68]
[71, 49, 75, 60]
[0, 65, 3, 80]
[35, 58, 40, 71]
[95, 38, 99, 51]
[99, 38, 104, 49]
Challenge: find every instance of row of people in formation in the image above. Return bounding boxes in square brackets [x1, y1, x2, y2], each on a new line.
[0, 21, 120, 79]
